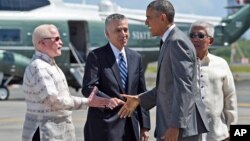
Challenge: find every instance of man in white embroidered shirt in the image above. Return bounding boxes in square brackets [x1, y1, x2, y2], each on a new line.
[22, 24, 109, 141]
[189, 21, 238, 141]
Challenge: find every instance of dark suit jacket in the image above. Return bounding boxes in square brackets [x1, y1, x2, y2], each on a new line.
[82, 43, 150, 141]
[139, 27, 209, 139]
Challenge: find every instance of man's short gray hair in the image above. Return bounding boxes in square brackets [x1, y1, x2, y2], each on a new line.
[105, 13, 127, 30]
[189, 21, 215, 38]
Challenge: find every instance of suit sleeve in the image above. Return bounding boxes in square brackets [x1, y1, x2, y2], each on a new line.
[136, 56, 151, 130]
[81, 51, 110, 98]
[168, 39, 196, 128]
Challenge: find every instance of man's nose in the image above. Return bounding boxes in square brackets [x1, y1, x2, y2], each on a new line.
[59, 39, 63, 46]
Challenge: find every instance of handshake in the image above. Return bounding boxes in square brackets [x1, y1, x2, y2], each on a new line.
[87, 87, 140, 118]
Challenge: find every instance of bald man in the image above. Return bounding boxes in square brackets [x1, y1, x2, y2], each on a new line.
[22, 24, 108, 141]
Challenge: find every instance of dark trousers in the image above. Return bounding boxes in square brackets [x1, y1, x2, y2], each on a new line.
[32, 127, 40, 141]
[122, 119, 137, 141]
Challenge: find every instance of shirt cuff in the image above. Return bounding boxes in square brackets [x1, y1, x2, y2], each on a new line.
[81, 98, 88, 109]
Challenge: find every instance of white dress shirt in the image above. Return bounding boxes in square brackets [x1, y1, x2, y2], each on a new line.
[198, 53, 238, 141]
[109, 42, 127, 67]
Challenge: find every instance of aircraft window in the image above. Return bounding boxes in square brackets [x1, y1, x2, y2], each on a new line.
[0, 29, 20, 43]
[176, 23, 191, 34]
[0, 0, 50, 11]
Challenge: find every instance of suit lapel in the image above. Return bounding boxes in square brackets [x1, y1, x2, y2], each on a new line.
[105, 44, 125, 92]
[157, 28, 175, 72]
[125, 49, 134, 93]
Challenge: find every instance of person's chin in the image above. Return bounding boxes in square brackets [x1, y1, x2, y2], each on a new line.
[150, 30, 157, 37]
[56, 52, 62, 56]
[151, 33, 157, 37]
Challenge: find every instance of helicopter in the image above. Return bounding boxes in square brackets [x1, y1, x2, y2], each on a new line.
[0, 0, 249, 100]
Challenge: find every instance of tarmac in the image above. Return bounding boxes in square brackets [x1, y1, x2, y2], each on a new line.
[0, 71, 250, 141]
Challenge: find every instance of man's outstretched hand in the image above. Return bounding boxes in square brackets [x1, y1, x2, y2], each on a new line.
[118, 94, 140, 118]
[88, 86, 109, 108]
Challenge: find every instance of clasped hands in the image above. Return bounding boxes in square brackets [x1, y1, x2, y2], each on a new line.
[88, 88, 140, 117]
[104, 97, 125, 109]
[117, 94, 140, 118]
[87, 87, 140, 114]
[87, 87, 126, 109]
[103, 94, 140, 117]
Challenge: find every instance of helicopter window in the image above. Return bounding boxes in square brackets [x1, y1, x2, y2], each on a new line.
[175, 22, 191, 35]
[0, 29, 20, 43]
[0, 0, 50, 11]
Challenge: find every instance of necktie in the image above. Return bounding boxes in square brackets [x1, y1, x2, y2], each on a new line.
[119, 53, 128, 90]
[160, 39, 163, 50]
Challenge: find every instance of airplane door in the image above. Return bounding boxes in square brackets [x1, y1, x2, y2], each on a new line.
[68, 21, 88, 63]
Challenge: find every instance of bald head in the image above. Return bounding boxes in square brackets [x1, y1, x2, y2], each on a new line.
[32, 24, 63, 58]
[32, 24, 58, 50]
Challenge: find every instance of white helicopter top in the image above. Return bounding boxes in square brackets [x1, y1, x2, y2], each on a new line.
[0, 0, 221, 25]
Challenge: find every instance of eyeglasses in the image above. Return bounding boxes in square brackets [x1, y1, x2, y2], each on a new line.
[189, 32, 208, 39]
[43, 36, 61, 42]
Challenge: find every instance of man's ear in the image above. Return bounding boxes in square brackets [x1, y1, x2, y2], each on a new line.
[104, 29, 109, 39]
[209, 37, 214, 45]
[37, 40, 46, 51]
[161, 13, 168, 23]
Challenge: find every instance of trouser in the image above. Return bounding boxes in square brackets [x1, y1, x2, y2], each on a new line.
[122, 119, 137, 141]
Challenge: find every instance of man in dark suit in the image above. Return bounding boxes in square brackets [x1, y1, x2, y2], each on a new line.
[118, 0, 209, 141]
[81, 13, 150, 141]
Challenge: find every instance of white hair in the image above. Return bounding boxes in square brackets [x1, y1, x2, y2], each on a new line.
[189, 21, 215, 37]
[32, 24, 58, 49]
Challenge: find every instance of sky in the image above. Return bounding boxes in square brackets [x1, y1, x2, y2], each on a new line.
[63, 0, 249, 39]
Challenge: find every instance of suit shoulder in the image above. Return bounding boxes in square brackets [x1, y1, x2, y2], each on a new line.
[88, 44, 111, 58]
[126, 48, 141, 57]
[170, 28, 189, 42]
[90, 45, 107, 53]
[170, 27, 196, 50]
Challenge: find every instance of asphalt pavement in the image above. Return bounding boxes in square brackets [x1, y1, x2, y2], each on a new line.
[0, 74, 250, 141]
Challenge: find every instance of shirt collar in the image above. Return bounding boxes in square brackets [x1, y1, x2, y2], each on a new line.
[200, 53, 211, 66]
[162, 24, 176, 42]
[33, 51, 55, 65]
[109, 42, 126, 60]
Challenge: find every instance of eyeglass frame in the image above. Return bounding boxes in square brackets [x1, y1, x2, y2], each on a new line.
[189, 32, 210, 40]
[43, 36, 61, 42]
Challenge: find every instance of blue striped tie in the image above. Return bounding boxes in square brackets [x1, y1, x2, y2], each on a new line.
[119, 53, 127, 90]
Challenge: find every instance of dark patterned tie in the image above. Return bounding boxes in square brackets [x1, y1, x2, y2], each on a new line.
[119, 53, 128, 90]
